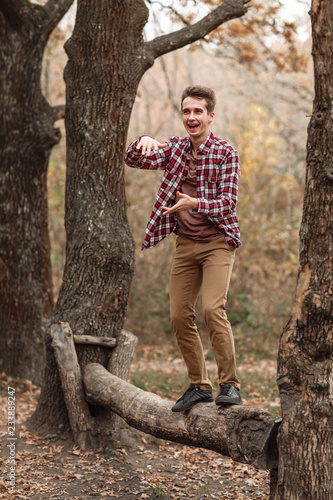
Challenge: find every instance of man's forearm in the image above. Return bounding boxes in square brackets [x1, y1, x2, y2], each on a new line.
[161, 192, 199, 215]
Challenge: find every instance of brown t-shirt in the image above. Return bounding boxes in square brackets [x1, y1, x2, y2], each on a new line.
[176, 151, 222, 242]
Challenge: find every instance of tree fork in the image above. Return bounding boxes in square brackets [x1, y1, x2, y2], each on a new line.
[50, 322, 137, 450]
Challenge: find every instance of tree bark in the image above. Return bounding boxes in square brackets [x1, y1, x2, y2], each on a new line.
[275, 1, 333, 498]
[30, 0, 250, 437]
[105, 330, 138, 439]
[0, 0, 74, 384]
[83, 362, 281, 471]
[50, 322, 98, 450]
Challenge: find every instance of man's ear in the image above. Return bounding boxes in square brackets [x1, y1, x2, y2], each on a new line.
[209, 112, 215, 123]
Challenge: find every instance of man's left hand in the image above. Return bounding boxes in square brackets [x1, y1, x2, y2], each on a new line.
[161, 192, 199, 215]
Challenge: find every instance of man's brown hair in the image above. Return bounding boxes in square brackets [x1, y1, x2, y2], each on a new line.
[181, 85, 216, 114]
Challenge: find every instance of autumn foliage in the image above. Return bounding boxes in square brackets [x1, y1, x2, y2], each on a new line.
[45, 4, 311, 361]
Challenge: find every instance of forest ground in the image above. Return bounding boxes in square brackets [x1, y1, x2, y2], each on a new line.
[0, 343, 279, 500]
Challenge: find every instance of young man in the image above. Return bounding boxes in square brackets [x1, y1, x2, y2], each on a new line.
[124, 85, 242, 411]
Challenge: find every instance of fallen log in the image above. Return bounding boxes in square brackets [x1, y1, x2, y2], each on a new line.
[83, 362, 281, 471]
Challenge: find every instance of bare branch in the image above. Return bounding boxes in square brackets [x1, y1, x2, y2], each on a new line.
[159, 57, 182, 116]
[147, 0, 190, 26]
[144, 0, 249, 60]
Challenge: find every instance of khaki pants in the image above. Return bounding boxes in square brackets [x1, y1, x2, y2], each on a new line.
[170, 235, 240, 391]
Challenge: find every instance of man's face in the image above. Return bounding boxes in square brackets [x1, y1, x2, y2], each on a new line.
[182, 96, 215, 144]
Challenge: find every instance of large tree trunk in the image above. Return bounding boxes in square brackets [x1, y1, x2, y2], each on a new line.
[275, 1, 333, 498]
[29, 0, 147, 436]
[29, 0, 249, 438]
[0, 1, 73, 384]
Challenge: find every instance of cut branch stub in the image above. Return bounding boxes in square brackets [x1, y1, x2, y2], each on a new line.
[83, 362, 281, 470]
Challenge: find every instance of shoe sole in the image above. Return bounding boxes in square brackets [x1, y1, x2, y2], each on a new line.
[215, 398, 243, 406]
[172, 397, 214, 412]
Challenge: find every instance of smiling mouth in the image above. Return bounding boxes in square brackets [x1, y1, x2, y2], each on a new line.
[188, 124, 199, 130]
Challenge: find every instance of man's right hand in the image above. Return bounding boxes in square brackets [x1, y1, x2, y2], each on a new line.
[136, 136, 168, 156]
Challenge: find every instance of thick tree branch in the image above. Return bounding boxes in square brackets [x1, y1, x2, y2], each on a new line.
[42, 0, 74, 38]
[144, 0, 250, 60]
[0, 0, 74, 39]
[83, 362, 281, 471]
[52, 104, 66, 122]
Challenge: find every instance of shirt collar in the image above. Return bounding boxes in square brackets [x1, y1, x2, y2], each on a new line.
[184, 131, 214, 155]
[198, 131, 214, 155]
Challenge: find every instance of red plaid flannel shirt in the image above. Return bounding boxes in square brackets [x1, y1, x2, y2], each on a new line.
[124, 131, 241, 250]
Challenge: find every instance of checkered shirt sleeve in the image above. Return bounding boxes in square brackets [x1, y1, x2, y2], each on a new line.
[123, 139, 172, 170]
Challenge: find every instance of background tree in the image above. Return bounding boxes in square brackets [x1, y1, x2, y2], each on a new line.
[275, 0, 333, 497]
[0, 0, 74, 384]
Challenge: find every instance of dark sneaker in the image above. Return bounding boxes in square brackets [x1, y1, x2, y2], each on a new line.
[171, 384, 214, 412]
[215, 384, 242, 406]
